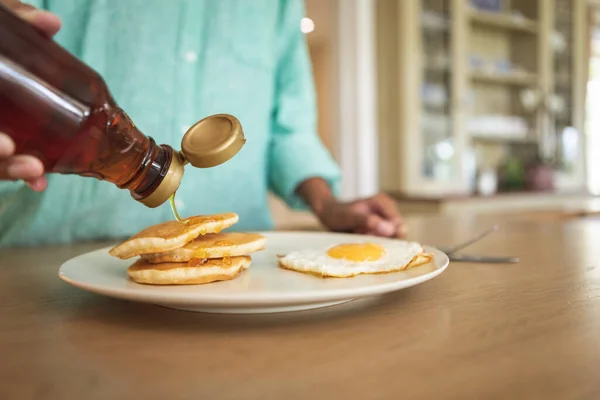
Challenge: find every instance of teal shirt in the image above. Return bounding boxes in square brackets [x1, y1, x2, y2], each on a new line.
[0, 0, 340, 247]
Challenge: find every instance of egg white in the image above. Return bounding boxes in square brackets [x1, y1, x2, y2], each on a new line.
[278, 241, 424, 277]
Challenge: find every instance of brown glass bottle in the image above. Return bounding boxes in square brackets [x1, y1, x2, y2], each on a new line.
[0, 5, 245, 207]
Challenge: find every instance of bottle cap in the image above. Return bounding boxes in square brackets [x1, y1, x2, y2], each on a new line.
[180, 114, 246, 168]
[137, 151, 185, 208]
[137, 114, 245, 208]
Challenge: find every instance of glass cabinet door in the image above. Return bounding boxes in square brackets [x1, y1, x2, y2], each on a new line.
[585, 8, 600, 193]
[552, 0, 575, 168]
[551, 0, 585, 189]
[420, 0, 458, 184]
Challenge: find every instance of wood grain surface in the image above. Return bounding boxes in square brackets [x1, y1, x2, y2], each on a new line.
[1, 214, 600, 399]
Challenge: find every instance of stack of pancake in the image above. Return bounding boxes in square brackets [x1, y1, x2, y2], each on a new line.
[109, 213, 266, 285]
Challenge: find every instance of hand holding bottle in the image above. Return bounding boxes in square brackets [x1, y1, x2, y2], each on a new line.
[0, 0, 61, 190]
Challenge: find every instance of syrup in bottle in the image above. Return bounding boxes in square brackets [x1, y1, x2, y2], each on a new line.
[0, 5, 245, 208]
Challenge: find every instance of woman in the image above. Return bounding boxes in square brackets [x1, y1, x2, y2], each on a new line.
[0, 0, 406, 246]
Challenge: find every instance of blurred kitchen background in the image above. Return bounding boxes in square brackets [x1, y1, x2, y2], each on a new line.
[271, 0, 600, 227]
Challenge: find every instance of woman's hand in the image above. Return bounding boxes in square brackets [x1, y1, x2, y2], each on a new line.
[0, 134, 47, 191]
[315, 194, 407, 238]
[2, 0, 61, 37]
[0, 1, 61, 191]
[297, 178, 408, 238]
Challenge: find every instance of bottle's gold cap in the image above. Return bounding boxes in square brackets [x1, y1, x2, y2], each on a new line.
[137, 152, 185, 208]
[137, 114, 245, 208]
[181, 114, 246, 168]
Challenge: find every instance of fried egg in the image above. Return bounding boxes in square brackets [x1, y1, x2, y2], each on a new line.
[278, 241, 430, 278]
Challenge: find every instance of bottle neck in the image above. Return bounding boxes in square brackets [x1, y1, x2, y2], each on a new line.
[103, 108, 175, 201]
[124, 138, 173, 200]
[127, 142, 174, 200]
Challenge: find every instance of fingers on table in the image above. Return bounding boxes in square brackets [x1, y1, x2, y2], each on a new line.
[355, 213, 398, 237]
[361, 194, 408, 238]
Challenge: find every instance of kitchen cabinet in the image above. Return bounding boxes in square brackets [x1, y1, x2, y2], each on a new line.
[376, 0, 588, 197]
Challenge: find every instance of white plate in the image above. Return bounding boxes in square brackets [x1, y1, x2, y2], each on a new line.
[59, 232, 449, 314]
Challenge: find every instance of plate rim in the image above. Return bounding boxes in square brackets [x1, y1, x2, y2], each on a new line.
[58, 231, 449, 307]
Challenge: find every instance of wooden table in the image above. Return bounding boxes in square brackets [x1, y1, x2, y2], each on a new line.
[1, 214, 600, 399]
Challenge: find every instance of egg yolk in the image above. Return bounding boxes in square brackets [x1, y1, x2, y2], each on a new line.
[326, 243, 385, 262]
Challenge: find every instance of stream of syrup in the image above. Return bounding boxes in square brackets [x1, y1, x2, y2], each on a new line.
[169, 192, 187, 224]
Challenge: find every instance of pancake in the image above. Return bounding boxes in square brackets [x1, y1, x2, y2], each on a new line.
[109, 213, 239, 260]
[140, 232, 266, 263]
[127, 256, 251, 285]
